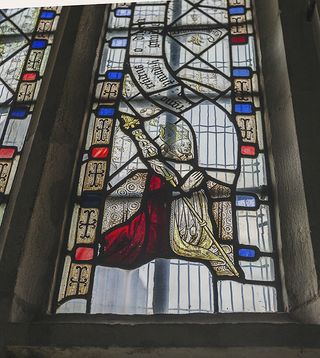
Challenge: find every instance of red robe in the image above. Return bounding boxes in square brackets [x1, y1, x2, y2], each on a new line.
[98, 175, 172, 269]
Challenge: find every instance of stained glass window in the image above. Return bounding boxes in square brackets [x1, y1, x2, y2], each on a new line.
[0, 7, 61, 224]
[56, 0, 280, 314]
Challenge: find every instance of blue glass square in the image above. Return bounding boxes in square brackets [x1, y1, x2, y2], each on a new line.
[10, 107, 28, 119]
[40, 10, 56, 19]
[106, 71, 123, 80]
[115, 8, 132, 17]
[234, 103, 253, 114]
[229, 6, 246, 15]
[239, 248, 256, 258]
[236, 195, 256, 208]
[97, 106, 115, 117]
[233, 68, 251, 78]
[31, 39, 47, 49]
[111, 38, 128, 48]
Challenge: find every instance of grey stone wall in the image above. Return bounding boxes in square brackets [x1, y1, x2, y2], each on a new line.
[256, 0, 320, 322]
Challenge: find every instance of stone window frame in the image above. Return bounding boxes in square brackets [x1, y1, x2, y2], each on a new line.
[1, 0, 320, 352]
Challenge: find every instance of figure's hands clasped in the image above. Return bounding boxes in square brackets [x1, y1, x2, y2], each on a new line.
[181, 171, 204, 193]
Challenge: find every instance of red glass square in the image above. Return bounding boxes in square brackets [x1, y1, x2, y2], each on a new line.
[22, 72, 37, 81]
[75, 247, 94, 261]
[0, 147, 15, 159]
[231, 35, 248, 44]
[241, 145, 256, 156]
[91, 147, 109, 159]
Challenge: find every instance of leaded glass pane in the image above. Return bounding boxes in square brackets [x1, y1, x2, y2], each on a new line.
[56, 0, 280, 314]
[0, 7, 61, 225]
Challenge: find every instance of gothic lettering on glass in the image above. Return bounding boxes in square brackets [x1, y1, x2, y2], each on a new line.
[56, 0, 280, 314]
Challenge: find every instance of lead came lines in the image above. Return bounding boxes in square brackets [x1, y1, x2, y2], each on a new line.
[56, 0, 280, 314]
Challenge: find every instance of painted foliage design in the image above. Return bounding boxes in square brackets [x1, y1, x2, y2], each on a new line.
[57, 0, 279, 313]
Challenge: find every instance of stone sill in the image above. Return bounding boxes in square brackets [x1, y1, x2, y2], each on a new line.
[5, 347, 320, 358]
[48, 312, 294, 324]
[2, 314, 320, 349]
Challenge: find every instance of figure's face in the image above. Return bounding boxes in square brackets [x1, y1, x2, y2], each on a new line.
[177, 139, 192, 154]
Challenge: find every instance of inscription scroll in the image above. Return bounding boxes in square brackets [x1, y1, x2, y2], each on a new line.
[130, 30, 163, 57]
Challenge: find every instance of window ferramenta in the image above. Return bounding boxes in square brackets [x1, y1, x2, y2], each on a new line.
[55, 0, 280, 314]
